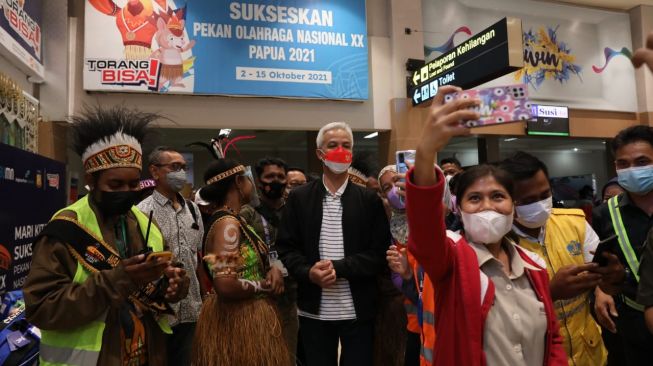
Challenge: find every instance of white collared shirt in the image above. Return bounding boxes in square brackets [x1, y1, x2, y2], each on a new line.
[469, 241, 547, 366]
[512, 221, 600, 263]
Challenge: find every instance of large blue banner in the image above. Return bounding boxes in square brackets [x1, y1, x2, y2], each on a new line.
[84, 0, 368, 100]
[0, 144, 66, 294]
[0, 0, 43, 76]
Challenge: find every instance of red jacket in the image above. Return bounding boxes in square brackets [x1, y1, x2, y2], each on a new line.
[406, 169, 567, 366]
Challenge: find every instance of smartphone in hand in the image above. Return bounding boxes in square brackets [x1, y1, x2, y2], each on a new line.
[396, 150, 416, 204]
[444, 84, 532, 128]
[592, 235, 618, 267]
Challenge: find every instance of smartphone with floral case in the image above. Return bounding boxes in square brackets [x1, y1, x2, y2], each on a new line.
[444, 84, 533, 128]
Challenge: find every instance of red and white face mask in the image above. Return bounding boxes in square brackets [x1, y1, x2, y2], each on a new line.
[320, 146, 352, 174]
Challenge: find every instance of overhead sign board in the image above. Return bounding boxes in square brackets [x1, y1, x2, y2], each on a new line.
[410, 17, 523, 106]
[84, 0, 368, 100]
[0, 0, 43, 77]
[527, 104, 570, 136]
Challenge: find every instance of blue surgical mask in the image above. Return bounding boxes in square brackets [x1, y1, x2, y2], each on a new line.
[617, 165, 653, 194]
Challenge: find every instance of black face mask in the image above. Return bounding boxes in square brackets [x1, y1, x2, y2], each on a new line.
[94, 190, 139, 216]
[260, 180, 287, 200]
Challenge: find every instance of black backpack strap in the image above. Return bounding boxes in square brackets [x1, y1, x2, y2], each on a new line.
[185, 199, 200, 230]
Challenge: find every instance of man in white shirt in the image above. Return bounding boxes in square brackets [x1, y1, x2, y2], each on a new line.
[278, 122, 390, 366]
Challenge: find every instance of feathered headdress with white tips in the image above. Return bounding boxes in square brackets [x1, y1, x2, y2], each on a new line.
[71, 105, 159, 174]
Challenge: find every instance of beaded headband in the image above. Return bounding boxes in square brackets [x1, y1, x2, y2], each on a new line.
[83, 145, 142, 173]
[206, 165, 245, 185]
[81, 131, 143, 174]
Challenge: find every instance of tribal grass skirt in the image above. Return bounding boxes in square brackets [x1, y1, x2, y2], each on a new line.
[192, 294, 289, 366]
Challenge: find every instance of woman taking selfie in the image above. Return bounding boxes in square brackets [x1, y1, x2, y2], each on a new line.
[405, 86, 566, 366]
[192, 159, 288, 366]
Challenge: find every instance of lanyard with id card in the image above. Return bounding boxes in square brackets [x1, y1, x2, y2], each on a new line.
[261, 215, 288, 277]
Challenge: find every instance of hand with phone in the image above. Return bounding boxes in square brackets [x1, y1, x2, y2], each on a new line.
[395, 150, 415, 205]
[549, 263, 602, 301]
[122, 253, 169, 287]
[413, 85, 479, 187]
[590, 252, 625, 295]
[590, 235, 625, 295]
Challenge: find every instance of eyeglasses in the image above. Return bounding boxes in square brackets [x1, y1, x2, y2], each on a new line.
[154, 163, 187, 172]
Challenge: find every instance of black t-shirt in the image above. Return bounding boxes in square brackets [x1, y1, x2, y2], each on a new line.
[592, 193, 653, 301]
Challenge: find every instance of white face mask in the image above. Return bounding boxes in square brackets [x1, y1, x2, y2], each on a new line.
[515, 197, 553, 229]
[461, 210, 514, 245]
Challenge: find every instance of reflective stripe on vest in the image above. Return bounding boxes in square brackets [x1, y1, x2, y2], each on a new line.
[608, 196, 640, 282]
[40, 344, 100, 365]
[40, 196, 170, 366]
[623, 294, 645, 312]
[405, 302, 418, 315]
[423, 310, 435, 325]
[421, 344, 433, 363]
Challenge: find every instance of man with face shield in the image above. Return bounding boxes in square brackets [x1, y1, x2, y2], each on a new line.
[500, 152, 624, 366]
[278, 121, 390, 366]
[23, 106, 190, 366]
[240, 157, 298, 365]
[137, 146, 203, 366]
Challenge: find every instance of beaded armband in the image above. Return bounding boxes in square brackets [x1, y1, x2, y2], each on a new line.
[203, 252, 244, 278]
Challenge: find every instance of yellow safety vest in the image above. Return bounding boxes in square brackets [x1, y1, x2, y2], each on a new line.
[39, 195, 171, 366]
[518, 208, 607, 366]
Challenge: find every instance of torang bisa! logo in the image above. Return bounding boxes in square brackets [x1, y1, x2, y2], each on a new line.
[0, 245, 12, 271]
[1, 0, 41, 57]
[86, 59, 162, 90]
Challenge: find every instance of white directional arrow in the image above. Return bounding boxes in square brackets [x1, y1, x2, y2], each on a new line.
[413, 89, 421, 104]
[412, 72, 420, 85]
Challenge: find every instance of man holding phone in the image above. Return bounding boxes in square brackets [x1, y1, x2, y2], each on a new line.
[593, 125, 653, 365]
[500, 152, 623, 365]
[24, 106, 189, 366]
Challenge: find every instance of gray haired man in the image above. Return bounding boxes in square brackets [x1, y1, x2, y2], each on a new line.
[138, 146, 202, 366]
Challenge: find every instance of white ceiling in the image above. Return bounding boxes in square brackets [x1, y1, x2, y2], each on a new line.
[536, 0, 653, 10]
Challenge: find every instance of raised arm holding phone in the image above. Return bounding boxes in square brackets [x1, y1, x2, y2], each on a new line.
[406, 85, 566, 366]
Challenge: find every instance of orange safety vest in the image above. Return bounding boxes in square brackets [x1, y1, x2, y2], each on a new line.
[407, 251, 435, 366]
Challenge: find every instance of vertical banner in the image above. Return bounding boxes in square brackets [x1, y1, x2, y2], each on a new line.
[0, 144, 66, 293]
[0, 0, 43, 77]
[84, 0, 369, 100]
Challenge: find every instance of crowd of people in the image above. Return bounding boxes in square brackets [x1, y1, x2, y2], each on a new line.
[16, 33, 653, 366]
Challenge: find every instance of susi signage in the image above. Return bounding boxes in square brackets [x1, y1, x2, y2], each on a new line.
[410, 17, 523, 106]
[84, 0, 368, 100]
[527, 104, 569, 136]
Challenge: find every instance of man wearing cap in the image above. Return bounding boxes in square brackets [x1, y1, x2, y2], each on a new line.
[137, 146, 203, 366]
[24, 106, 189, 366]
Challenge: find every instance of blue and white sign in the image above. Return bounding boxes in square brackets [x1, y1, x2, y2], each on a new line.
[84, 0, 369, 100]
[0, 0, 43, 77]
